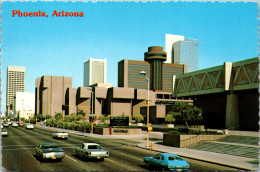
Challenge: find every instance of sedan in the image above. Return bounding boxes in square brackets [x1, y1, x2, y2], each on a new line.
[26, 124, 34, 130]
[3, 122, 9, 127]
[143, 153, 190, 171]
[53, 132, 69, 139]
[1, 129, 8, 137]
[12, 122, 18, 127]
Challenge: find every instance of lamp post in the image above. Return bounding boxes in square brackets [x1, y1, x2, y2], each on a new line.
[139, 71, 150, 148]
[87, 87, 94, 136]
[43, 100, 47, 126]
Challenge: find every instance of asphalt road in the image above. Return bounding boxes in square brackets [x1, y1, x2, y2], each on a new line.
[2, 126, 240, 171]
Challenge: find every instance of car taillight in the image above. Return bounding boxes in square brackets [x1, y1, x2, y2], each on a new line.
[62, 153, 65, 157]
[106, 152, 109, 155]
[88, 152, 91, 155]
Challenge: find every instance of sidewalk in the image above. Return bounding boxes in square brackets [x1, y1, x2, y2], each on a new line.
[38, 125, 259, 171]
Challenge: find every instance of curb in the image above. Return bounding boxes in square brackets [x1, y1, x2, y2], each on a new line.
[135, 144, 258, 171]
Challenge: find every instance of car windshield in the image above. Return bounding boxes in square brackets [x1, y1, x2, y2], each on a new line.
[43, 145, 59, 149]
[168, 156, 184, 161]
[88, 145, 102, 149]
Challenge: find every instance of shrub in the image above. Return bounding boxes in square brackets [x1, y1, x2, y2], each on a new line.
[63, 122, 70, 129]
[78, 121, 91, 132]
[57, 120, 63, 128]
[69, 122, 78, 130]
[98, 115, 106, 123]
[54, 113, 63, 121]
[105, 115, 111, 120]
[135, 114, 144, 123]
[30, 118, 36, 124]
[165, 113, 176, 124]
[77, 115, 83, 121]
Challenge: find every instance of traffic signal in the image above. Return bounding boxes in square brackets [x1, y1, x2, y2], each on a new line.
[89, 116, 95, 123]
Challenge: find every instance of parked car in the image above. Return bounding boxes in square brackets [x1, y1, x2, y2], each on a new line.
[12, 122, 18, 127]
[35, 143, 65, 161]
[143, 153, 190, 171]
[3, 122, 9, 127]
[26, 124, 34, 130]
[75, 143, 109, 161]
[53, 132, 69, 140]
[1, 129, 8, 137]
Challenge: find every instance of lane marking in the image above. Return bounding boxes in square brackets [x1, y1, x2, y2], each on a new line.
[31, 155, 40, 164]
[65, 155, 78, 162]
[105, 158, 114, 163]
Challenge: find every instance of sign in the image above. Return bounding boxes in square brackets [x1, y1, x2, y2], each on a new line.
[89, 114, 95, 123]
[110, 117, 129, 127]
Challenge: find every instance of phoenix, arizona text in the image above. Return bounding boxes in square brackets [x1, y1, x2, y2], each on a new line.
[12, 10, 84, 17]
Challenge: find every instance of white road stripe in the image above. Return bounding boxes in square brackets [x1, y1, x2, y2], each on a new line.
[31, 155, 40, 164]
[105, 158, 114, 163]
[65, 155, 78, 162]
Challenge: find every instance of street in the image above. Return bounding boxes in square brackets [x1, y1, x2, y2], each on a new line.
[2, 126, 240, 171]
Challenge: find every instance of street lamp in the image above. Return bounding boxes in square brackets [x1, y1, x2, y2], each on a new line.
[43, 100, 47, 126]
[87, 87, 94, 136]
[139, 71, 150, 148]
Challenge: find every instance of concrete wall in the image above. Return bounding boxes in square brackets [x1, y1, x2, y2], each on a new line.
[94, 128, 142, 135]
[163, 133, 227, 148]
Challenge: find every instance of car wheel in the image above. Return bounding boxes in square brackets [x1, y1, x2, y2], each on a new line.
[161, 166, 167, 171]
[145, 162, 150, 169]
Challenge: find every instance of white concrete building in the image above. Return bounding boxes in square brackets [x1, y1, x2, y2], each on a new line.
[6, 66, 26, 114]
[14, 92, 35, 120]
[165, 34, 184, 63]
[84, 57, 107, 87]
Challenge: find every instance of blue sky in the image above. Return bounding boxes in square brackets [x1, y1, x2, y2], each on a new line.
[1, 1, 259, 113]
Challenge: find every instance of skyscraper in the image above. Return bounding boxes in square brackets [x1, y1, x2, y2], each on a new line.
[6, 66, 26, 115]
[173, 39, 199, 73]
[84, 57, 107, 87]
[165, 34, 199, 73]
[165, 34, 184, 63]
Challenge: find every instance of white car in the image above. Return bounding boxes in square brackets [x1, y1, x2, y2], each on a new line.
[26, 124, 34, 130]
[12, 123, 18, 127]
[1, 129, 8, 137]
[53, 132, 69, 139]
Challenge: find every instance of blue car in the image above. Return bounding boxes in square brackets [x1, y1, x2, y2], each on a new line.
[143, 153, 190, 171]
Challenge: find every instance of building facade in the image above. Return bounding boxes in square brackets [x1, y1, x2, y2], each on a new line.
[35, 75, 72, 116]
[84, 57, 107, 87]
[6, 66, 26, 115]
[165, 34, 185, 63]
[14, 92, 35, 120]
[165, 34, 199, 73]
[173, 39, 199, 73]
[118, 49, 186, 92]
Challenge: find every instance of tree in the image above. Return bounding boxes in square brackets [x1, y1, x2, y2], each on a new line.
[165, 113, 176, 124]
[135, 114, 144, 123]
[36, 114, 44, 121]
[171, 102, 203, 128]
[77, 109, 86, 117]
[98, 115, 106, 123]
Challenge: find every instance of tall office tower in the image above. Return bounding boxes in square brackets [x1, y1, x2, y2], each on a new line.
[165, 34, 199, 73]
[144, 46, 167, 90]
[165, 34, 184, 63]
[173, 39, 199, 73]
[84, 57, 107, 87]
[6, 66, 26, 115]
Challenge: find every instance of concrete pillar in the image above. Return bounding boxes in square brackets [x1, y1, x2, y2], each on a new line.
[225, 92, 239, 129]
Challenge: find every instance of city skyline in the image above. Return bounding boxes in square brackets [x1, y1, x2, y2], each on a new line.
[1, 1, 259, 114]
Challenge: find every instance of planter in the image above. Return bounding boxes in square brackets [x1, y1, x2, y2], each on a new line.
[163, 133, 227, 148]
[137, 123, 143, 126]
[166, 124, 174, 128]
[190, 125, 204, 130]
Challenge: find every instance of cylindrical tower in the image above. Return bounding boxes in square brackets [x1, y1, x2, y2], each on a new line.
[144, 46, 167, 90]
